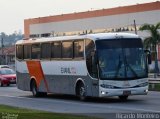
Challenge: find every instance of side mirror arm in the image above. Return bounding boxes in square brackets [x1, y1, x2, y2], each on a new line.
[144, 49, 151, 64]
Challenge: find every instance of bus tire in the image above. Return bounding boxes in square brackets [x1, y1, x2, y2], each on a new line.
[119, 95, 128, 101]
[31, 80, 40, 97]
[78, 83, 86, 101]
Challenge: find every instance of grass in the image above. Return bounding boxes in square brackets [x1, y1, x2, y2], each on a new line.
[0, 105, 99, 119]
[149, 84, 160, 91]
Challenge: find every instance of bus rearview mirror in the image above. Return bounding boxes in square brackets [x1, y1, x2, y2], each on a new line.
[144, 49, 151, 65]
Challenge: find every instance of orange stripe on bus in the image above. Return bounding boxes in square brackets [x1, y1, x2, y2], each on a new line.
[26, 60, 49, 92]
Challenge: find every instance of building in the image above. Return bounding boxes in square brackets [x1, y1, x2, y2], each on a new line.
[24, 1, 160, 38]
[24, 1, 160, 69]
[0, 46, 15, 65]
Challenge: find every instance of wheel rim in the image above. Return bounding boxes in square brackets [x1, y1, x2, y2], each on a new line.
[80, 87, 85, 96]
[32, 82, 37, 96]
[32, 86, 36, 96]
[79, 85, 86, 100]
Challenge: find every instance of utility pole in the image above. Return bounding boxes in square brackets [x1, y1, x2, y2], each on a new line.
[134, 19, 137, 34]
[1, 37, 4, 55]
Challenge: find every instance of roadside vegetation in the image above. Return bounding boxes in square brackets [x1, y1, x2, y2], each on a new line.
[0, 32, 23, 46]
[140, 22, 160, 91]
[149, 83, 160, 91]
[140, 22, 160, 74]
[0, 105, 99, 119]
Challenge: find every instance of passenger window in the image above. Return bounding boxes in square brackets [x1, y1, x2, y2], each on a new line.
[24, 45, 31, 59]
[62, 41, 73, 58]
[74, 40, 84, 58]
[16, 45, 23, 59]
[51, 42, 61, 58]
[41, 43, 51, 59]
[31, 44, 41, 59]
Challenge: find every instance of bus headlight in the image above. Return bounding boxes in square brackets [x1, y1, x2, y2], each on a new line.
[100, 84, 114, 89]
[101, 91, 105, 95]
[144, 89, 148, 93]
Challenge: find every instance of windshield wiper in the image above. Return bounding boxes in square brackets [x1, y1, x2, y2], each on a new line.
[115, 53, 138, 78]
[124, 55, 138, 78]
[115, 56, 122, 78]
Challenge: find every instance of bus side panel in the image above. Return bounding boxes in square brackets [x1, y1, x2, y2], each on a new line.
[16, 61, 31, 91]
[40, 60, 97, 96]
[16, 72, 30, 91]
[91, 79, 99, 97]
[41, 75, 95, 96]
[44, 75, 70, 94]
[16, 70, 99, 97]
[16, 60, 100, 97]
[16, 60, 48, 92]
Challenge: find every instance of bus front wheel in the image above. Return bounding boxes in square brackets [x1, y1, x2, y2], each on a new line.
[78, 83, 86, 101]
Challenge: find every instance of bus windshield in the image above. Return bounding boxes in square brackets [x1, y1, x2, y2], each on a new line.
[96, 38, 147, 80]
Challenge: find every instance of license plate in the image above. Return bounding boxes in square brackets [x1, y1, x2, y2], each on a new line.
[123, 91, 131, 95]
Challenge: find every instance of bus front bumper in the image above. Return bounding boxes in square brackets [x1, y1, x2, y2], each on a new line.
[99, 86, 148, 97]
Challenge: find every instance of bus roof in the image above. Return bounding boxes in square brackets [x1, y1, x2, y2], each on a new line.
[16, 33, 140, 45]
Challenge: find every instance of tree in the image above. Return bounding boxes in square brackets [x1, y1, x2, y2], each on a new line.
[140, 22, 160, 74]
[0, 32, 23, 46]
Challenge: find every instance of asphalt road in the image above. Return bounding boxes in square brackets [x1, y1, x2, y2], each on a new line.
[0, 85, 160, 119]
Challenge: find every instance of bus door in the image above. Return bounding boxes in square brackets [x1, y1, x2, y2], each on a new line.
[86, 39, 99, 97]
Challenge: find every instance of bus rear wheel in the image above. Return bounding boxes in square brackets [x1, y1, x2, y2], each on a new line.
[119, 95, 128, 101]
[31, 80, 40, 97]
[31, 80, 47, 97]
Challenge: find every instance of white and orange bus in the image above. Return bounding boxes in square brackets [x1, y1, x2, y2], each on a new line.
[16, 33, 150, 100]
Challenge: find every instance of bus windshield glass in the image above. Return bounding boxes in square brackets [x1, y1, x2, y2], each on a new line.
[96, 38, 147, 80]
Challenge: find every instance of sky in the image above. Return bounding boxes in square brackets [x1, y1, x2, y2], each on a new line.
[0, 0, 159, 35]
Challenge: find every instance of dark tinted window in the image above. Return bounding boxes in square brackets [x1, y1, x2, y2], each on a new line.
[16, 45, 23, 59]
[74, 40, 84, 58]
[41, 33, 50, 37]
[96, 38, 143, 49]
[51, 42, 61, 58]
[24, 45, 31, 59]
[41, 43, 51, 59]
[62, 41, 73, 58]
[85, 39, 95, 56]
[31, 44, 41, 59]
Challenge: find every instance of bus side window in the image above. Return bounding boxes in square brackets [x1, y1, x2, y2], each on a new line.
[51, 42, 62, 59]
[41, 43, 51, 59]
[24, 45, 31, 59]
[62, 41, 73, 59]
[74, 40, 84, 58]
[85, 39, 97, 78]
[16, 45, 23, 59]
[31, 43, 41, 59]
